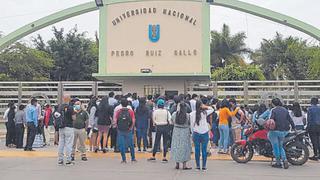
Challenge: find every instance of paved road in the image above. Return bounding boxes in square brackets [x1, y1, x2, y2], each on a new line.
[0, 156, 319, 180]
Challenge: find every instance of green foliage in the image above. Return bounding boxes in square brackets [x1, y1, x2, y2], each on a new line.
[210, 24, 250, 68]
[211, 64, 265, 81]
[33, 26, 98, 81]
[0, 43, 53, 81]
[307, 47, 320, 79]
[252, 33, 311, 80]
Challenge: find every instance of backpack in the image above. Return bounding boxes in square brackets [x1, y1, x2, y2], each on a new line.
[54, 104, 68, 129]
[117, 108, 133, 131]
[264, 119, 276, 130]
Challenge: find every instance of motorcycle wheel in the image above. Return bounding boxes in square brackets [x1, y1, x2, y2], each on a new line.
[230, 143, 254, 163]
[286, 141, 309, 166]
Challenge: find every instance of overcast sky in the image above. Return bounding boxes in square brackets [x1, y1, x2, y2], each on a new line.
[1, 0, 319, 49]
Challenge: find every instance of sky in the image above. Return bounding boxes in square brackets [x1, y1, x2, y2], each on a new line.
[0, 0, 320, 50]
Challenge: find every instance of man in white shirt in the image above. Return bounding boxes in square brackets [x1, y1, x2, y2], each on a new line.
[189, 94, 198, 112]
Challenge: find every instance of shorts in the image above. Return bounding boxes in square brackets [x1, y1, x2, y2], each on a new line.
[97, 125, 110, 134]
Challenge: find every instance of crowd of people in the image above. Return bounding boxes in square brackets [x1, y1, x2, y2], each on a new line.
[2, 92, 320, 170]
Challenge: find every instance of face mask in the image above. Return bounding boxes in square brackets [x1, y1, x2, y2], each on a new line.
[74, 105, 81, 111]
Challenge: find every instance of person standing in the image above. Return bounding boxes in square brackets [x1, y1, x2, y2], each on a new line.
[135, 97, 150, 152]
[290, 102, 306, 130]
[43, 104, 53, 146]
[108, 92, 118, 107]
[4, 102, 16, 148]
[15, 104, 26, 149]
[189, 94, 198, 112]
[148, 99, 172, 162]
[96, 96, 114, 153]
[268, 98, 295, 169]
[307, 97, 320, 161]
[25, 98, 38, 151]
[171, 102, 192, 170]
[114, 98, 136, 163]
[190, 101, 214, 171]
[87, 97, 99, 152]
[71, 100, 88, 161]
[218, 99, 239, 154]
[57, 95, 75, 165]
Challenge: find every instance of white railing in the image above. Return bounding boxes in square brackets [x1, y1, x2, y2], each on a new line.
[1, 80, 319, 118]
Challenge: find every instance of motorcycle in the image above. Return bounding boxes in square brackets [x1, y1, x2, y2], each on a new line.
[230, 125, 310, 166]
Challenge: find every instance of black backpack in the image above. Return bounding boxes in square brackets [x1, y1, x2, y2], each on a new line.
[117, 108, 133, 131]
[54, 104, 68, 129]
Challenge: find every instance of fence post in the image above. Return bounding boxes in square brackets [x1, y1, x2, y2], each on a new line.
[92, 81, 98, 97]
[294, 81, 299, 102]
[57, 81, 63, 104]
[244, 81, 249, 105]
[212, 81, 218, 98]
[18, 82, 22, 105]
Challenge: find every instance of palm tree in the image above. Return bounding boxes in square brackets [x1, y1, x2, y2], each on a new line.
[210, 24, 250, 68]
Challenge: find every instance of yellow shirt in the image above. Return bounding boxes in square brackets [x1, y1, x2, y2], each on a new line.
[219, 107, 239, 125]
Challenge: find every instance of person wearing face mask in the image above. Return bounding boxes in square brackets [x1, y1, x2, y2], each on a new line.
[71, 100, 89, 161]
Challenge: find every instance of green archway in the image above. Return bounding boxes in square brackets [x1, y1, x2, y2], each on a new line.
[0, 0, 319, 50]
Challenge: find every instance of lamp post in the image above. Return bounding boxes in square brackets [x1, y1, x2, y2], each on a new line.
[95, 0, 104, 7]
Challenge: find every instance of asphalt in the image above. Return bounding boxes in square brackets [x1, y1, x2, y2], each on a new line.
[0, 156, 319, 180]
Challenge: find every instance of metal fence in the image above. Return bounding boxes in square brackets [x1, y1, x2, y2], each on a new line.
[1, 80, 320, 117]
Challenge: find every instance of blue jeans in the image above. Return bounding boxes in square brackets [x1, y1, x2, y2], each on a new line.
[117, 130, 135, 162]
[268, 130, 288, 163]
[58, 127, 74, 162]
[218, 125, 229, 152]
[193, 132, 209, 168]
[211, 121, 219, 145]
[136, 128, 148, 150]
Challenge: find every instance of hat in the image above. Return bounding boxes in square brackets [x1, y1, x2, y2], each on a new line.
[157, 99, 165, 107]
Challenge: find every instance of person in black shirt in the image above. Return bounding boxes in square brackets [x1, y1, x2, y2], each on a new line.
[57, 94, 75, 166]
[268, 98, 295, 169]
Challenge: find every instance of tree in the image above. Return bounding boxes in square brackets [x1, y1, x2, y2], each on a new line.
[307, 47, 320, 79]
[211, 63, 265, 81]
[33, 26, 98, 81]
[0, 42, 53, 81]
[210, 24, 250, 68]
[252, 33, 310, 80]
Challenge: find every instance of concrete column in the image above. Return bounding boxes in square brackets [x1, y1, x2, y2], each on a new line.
[92, 81, 98, 97]
[244, 81, 249, 105]
[57, 82, 63, 104]
[18, 82, 22, 106]
[212, 81, 218, 98]
[294, 81, 299, 102]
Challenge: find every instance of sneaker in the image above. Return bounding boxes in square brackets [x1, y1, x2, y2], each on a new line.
[81, 157, 88, 161]
[71, 156, 75, 161]
[271, 163, 282, 168]
[58, 161, 64, 166]
[195, 167, 201, 171]
[102, 149, 107, 153]
[66, 161, 75, 166]
[309, 156, 319, 161]
[283, 160, 289, 169]
[138, 149, 141, 152]
[143, 148, 147, 152]
[202, 167, 207, 171]
[147, 157, 156, 161]
[131, 159, 138, 163]
[121, 160, 127, 164]
[162, 159, 168, 163]
[94, 148, 98, 153]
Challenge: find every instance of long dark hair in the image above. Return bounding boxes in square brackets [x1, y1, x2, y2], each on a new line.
[220, 99, 230, 109]
[195, 100, 205, 126]
[98, 96, 110, 117]
[136, 97, 149, 115]
[292, 102, 302, 117]
[87, 97, 98, 116]
[257, 103, 267, 116]
[176, 102, 188, 125]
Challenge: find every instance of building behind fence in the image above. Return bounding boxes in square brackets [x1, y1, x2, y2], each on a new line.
[1, 80, 320, 117]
